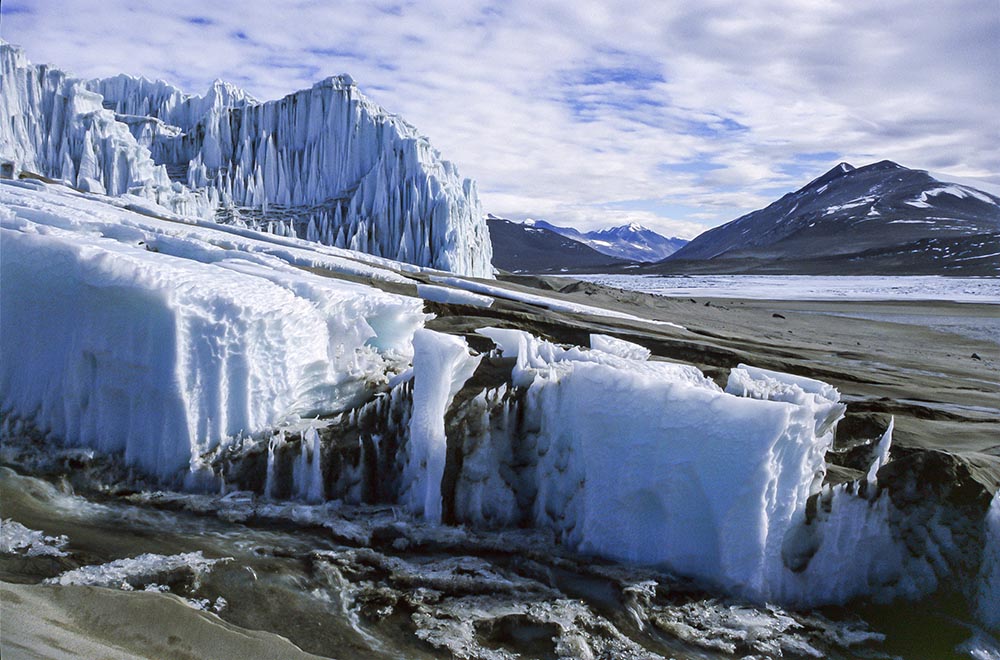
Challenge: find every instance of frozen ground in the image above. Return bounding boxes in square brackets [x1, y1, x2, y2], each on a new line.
[573, 274, 1000, 303]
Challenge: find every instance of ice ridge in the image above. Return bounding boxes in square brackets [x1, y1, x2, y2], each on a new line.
[0, 40, 492, 276]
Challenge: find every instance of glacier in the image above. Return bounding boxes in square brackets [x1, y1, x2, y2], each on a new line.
[0, 180, 426, 482]
[0, 40, 492, 277]
[2, 178, 999, 641]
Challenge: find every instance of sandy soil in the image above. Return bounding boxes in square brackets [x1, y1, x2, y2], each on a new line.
[0, 581, 324, 660]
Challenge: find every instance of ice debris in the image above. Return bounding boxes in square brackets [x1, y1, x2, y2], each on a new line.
[0, 519, 69, 557]
[45, 551, 228, 591]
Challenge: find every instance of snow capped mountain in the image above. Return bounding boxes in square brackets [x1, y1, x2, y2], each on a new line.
[664, 160, 1000, 275]
[487, 215, 627, 272]
[582, 222, 689, 261]
[0, 41, 492, 277]
[522, 218, 687, 262]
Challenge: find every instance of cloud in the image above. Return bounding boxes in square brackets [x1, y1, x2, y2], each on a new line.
[2, 0, 997, 236]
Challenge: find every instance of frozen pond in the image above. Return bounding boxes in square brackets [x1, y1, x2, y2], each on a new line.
[570, 274, 1000, 303]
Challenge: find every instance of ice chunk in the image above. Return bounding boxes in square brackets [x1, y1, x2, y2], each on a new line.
[978, 491, 1000, 632]
[402, 330, 481, 523]
[590, 333, 651, 361]
[416, 284, 494, 308]
[473, 329, 846, 601]
[45, 551, 227, 591]
[0, 519, 69, 557]
[1, 182, 426, 483]
[866, 418, 893, 484]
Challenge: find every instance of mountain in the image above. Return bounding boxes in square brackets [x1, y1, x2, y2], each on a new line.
[487, 215, 627, 272]
[659, 160, 1000, 275]
[0, 41, 492, 277]
[528, 219, 688, 262]
[580, 222, 689, 261]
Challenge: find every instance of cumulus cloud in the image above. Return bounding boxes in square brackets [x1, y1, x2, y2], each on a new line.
[2, 0, 996, 236]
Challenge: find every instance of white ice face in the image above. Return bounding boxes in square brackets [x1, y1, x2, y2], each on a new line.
[0, 41, 493, 277]
[1, 180, 427, 483]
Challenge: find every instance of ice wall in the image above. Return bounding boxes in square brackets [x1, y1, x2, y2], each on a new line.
[461, 329, 845, 601]
[0, 181, 426, 483]
[181, 75, 492, 276]
[1, 41, 492, 277]
[0, 41, 212, 217]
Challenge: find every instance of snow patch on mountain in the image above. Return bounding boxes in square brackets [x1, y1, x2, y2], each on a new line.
[526, 218, 688, 262]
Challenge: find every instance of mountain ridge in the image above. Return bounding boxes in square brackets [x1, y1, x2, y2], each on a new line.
[657, 160, 1000, 275]
[522, 218, 688, 262]
[487, 215, 627, 272]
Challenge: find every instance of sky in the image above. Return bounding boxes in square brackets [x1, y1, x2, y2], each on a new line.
[2, 1, 998, 238]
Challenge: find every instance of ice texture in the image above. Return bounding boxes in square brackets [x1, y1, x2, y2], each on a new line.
[416, 283, 494, 308]
[0, 40, 208, 216]
[402, 330, 481, 523]
[979, 492, 1000, 632]
[0, 41, 492, 276]
[45, 551, 226, 590]
[470, 329, 844, 601]
[589, 333, 652, 360]
[0, 519, 69, 557]
[1, 181, 426, 483]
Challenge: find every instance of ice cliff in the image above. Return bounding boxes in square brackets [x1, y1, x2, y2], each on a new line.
[0, 41, 492, 276]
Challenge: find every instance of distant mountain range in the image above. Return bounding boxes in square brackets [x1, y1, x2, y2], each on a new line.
[522, 219, 688, 262]
[654, 160, 1000, 276]
[486, 216, 627, 273]
[490, 160, 999, 276]
[488, 215, 688, 272]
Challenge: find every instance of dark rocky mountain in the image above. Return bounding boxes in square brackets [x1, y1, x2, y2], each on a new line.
[527, 219, 688, 262]
[487, 215, 627, 273]
[657, 161, 1000, 275]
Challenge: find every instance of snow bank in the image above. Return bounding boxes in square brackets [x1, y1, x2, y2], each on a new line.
[1, 181, 426, 483]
